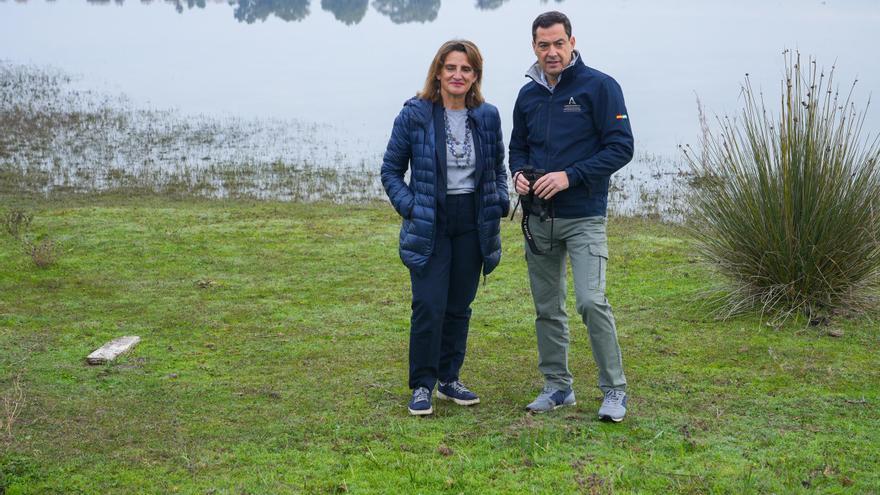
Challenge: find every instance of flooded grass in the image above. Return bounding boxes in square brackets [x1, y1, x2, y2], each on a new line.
[1, 61, 689, 218]
[607, 151, 693, 221]
[0, 62, 385, 202]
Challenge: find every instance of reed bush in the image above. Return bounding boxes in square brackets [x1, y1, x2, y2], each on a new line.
[3, 209, 32, 240]
[25, 238, 60, 269]
[684, 51, 880, 321]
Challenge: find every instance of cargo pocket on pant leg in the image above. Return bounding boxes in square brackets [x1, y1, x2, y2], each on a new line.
[588, 243, 608, 290]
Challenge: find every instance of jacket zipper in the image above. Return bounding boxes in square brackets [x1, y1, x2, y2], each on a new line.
[472, 115, 486, 268]
[545, 92, 553, 171]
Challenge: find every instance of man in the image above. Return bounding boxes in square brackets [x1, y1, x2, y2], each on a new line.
[509, 11, 633, 422]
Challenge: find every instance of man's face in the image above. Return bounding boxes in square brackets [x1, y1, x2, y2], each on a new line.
[533, 23, 575, 80]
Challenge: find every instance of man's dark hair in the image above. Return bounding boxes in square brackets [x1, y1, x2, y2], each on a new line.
[532, 11, 572, 41]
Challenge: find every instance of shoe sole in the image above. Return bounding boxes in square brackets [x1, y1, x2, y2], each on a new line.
[599, 414, 624, 423]
[526, 401, 576, 414]
[408, 407, 433, 416]
[436, 391, 480, 406]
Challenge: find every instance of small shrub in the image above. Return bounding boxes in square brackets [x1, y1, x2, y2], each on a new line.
[2, 209, 32, 240]
[25, 238, 60, 269]
[684, 51, 880, 321]
[1, 374, 24, 440]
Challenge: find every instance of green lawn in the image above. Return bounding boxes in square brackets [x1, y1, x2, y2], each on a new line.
[1, 197, 877, 494]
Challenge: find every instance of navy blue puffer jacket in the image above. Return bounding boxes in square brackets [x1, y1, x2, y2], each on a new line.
[381, 97, 509, 275]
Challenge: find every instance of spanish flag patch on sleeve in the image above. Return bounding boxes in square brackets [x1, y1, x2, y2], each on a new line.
[615, 114, 628, 120]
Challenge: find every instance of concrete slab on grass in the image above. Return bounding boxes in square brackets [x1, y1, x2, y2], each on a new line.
[87, 336, 141, 365]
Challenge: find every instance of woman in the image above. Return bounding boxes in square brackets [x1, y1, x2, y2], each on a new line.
[381, 40, 509, 416]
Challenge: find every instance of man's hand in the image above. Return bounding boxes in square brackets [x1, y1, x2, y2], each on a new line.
[532, 171, 569, 199]
[514, 171, 531, 195]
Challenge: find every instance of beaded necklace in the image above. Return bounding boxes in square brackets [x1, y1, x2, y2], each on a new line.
[443, 109, 472, 168]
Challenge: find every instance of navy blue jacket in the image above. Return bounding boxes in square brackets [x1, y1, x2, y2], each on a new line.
[381, 97, 509, 275]
[509, 54, 634, 218]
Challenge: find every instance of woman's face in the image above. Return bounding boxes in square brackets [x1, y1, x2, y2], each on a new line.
[437, 50, 476, 101]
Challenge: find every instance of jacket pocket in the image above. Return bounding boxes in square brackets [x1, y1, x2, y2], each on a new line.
[402, 190, 416, 219]
[399, 219, 412, 244]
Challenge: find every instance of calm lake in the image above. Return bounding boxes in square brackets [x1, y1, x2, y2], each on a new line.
[2, 0, 879, 214]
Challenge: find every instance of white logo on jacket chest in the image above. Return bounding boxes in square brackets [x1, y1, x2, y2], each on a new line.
[563, 97, 582, 113]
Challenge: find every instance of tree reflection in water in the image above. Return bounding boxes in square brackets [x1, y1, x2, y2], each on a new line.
[475, 0, 509, 10]
[321, 0, 368, 25]
[233, 0, 310, 23]
[371, 0, 439, 24]
[67, 0, 526, 25]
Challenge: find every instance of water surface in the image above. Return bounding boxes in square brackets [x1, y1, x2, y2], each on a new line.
[2, 0, 879, 215]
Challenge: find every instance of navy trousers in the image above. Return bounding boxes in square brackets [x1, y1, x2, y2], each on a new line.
[409, 193, 483, 391]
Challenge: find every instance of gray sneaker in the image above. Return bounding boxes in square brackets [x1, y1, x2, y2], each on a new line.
[525, 386, 576, 413]
[598, 389, 627, 422]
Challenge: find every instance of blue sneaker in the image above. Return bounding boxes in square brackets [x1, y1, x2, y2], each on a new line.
[525, 386, 576, 413]
[598, 389, 627, 422]
[408, 387, 433, 416]
[437, 380, 480, 406]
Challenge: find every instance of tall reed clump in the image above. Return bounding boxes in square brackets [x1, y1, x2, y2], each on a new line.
[683, 51, 880, 322]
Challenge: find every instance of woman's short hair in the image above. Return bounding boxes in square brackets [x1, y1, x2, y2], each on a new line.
[417, 40, 484, 109]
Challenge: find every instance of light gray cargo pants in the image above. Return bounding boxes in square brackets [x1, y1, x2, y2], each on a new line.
[525, 215, 627, 393]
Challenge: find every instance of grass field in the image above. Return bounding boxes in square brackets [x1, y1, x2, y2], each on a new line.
[1, 197, 878, 494]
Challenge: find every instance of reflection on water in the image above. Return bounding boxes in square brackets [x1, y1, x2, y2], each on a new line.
[0, 62, 384, 202]
[0, 61, 688, 218]
[371, 0, 439, 24]
[321, 0, 369, 25]
[233, 0, 311, 23]
[4, 0, 874, 221]
[5, 0, 551, 24]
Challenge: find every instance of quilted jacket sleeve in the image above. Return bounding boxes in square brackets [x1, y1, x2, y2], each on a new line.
[380, 107, 416, 219]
